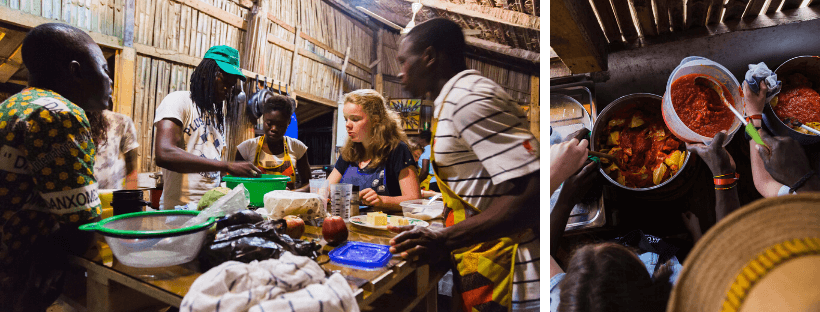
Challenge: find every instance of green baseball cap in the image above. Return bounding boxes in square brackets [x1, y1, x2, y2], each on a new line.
[203, 45, 246, 81]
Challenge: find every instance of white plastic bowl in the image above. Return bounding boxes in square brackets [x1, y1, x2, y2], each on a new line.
[400, 199, 444, 221]
[79, 210, 216, 268]
[663, 56, 742, 146]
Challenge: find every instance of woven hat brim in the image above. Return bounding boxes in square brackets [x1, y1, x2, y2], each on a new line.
[668, 193, 820, 312]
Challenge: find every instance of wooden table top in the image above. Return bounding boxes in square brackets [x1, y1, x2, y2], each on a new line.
[78, 216, 445, 307]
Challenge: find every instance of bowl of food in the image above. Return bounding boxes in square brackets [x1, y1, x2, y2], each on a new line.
[79, 210, 216, 268]
[663, 56, 743, 145]
[765, 55, 820, 145]
[591, 94, 692, 193]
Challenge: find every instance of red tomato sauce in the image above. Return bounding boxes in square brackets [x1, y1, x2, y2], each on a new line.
[670, 73, 735, 137]
[775, 73, 820, 124]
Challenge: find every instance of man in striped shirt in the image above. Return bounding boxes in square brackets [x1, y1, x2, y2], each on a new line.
[388, 18, 540, 311]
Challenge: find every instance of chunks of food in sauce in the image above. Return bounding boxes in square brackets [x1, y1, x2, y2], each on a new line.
[598, 106, 686, 188]
[774, 73, 820, 135]
[670, 73, 735, 137]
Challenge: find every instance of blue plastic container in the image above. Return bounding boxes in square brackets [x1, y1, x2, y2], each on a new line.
[328, 241, 393, 270]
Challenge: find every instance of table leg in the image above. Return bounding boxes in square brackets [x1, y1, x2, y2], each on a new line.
[86, 268, 113, 312]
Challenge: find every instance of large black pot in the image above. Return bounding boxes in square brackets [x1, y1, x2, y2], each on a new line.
[765, 55, 820, 145]
[591, 93, 701, 201]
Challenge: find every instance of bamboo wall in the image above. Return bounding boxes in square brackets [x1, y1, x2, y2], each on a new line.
[1, 0, 124, 37]
[0, 0, 536, 173]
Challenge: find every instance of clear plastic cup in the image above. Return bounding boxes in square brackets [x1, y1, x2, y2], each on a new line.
[331, 183, 352, 219]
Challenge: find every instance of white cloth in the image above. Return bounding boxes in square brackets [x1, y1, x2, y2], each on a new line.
[94, 110, 139, 189]
[432, 69, 541, 311]
[153, 91, 225, 209]
[181, 252, 359, 312]
[744, 62, 781, 103]
[236, 136, 308, 165]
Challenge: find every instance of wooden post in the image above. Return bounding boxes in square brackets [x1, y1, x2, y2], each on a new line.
[331, 47, 350, 164]
[530, 75, 539, 141]
[375, 28, 384, 94]
[551, 0, 608, 74]
[113, 47, 136, 116]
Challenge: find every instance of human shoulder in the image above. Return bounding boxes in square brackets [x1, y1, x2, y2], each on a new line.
[285, 136, 308, 158]
[154, 91, 193, 124]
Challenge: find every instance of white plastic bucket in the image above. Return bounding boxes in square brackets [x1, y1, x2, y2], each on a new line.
[662, 56, 743, 146]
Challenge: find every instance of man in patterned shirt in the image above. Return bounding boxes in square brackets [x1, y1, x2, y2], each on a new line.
[0, 23, 111, 310]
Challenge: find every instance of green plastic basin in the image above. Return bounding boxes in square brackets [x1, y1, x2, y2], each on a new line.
[222, 174, 289, 207]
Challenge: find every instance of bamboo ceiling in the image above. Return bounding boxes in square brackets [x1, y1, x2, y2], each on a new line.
[347, 0, 540, 53]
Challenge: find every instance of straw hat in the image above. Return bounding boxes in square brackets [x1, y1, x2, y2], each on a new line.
[668, 193, 820, 312]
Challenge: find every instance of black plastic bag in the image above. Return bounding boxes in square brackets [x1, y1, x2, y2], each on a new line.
[199, 218, 322, 271]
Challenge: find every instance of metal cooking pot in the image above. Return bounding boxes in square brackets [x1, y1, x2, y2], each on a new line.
[591, 93, 698, 199]
[765, 55, 820, 145]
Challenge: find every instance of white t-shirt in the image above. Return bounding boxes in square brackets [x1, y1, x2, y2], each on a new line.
[94, 110, 139, 189]
[153, 91, 226, 209]
[433, 70, 541, 311]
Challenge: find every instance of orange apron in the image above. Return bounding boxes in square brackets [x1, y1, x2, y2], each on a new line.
[431, 100, 521, 311]
[253, 136, 296, 189]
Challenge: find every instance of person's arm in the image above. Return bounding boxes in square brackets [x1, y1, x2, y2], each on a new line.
[154, 119, 261, 177]
[387, 170, 538, 263]
[686, 131, 740, 222]
[124, 149, 139, 189]
[294, 154, 311, 192]
[327, 168, 342, 184]
[743, 81, 785, 197]
[419, 159, 430, 182]
[550, 138, 589, 194]
[756, 128, 820, 192]
[361, 166, 421, 211]
[551, 162, 597, 256]
[550, 255, 565, 279]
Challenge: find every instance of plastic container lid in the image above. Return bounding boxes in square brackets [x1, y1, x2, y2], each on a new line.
[328, 241, 393, 269]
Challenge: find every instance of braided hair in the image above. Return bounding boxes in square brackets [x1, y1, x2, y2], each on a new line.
[189, 58, 226, 134]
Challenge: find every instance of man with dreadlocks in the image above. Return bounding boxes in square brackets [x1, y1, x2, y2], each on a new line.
[154, 45, 261, 209]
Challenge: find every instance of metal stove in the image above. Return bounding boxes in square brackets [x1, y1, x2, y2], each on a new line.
[549, 75, 606, 233]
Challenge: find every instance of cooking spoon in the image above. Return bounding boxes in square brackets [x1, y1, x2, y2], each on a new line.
[783, 117, 820, 136]
[694, 75, 767, 147]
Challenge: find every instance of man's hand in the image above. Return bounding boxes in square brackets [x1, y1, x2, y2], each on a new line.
[387, 225, 448, 264]
[226, 161, 264, 177]
[681, 211, 703, 242]
[756, 128, 817, 188]
[556, 161, 598, 206]
[743, 80, 769, 116]
[686, 131, 736, 175]
[359, 188, 384, 207]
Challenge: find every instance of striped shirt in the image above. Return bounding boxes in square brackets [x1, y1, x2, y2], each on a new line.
[433, 70, 541, 310]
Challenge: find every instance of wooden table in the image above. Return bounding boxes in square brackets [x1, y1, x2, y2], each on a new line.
[69, 222, 445, 312]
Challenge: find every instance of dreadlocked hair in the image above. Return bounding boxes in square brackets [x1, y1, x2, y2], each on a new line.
[85, 110, 108, 147]
[557, 242, 674, 312]
[190, 58, 226, 134]
[340, 89, 409, 170]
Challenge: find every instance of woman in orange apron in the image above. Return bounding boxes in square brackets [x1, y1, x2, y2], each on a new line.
[235, 92, 311, 192]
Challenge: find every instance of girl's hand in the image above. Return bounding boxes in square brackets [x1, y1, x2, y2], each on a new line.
[360, 188, 384, 207]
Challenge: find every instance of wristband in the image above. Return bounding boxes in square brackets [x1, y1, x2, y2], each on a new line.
[789, 170, 816, 194]
[745, 114, 762, 123]
[715, 182, 737, 191]
[714, 172, 740, 186]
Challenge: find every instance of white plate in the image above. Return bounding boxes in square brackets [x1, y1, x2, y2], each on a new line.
[349, 215, 429, 231]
